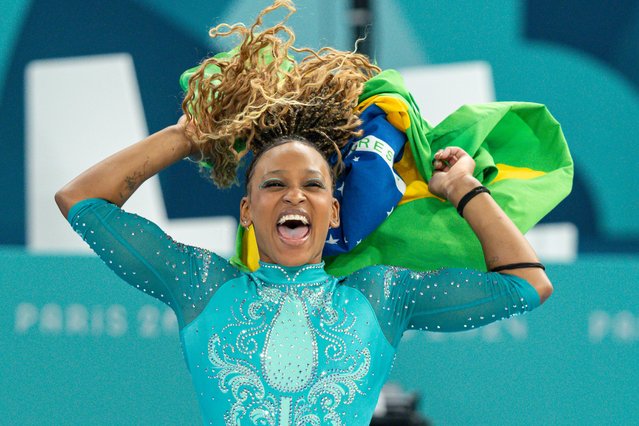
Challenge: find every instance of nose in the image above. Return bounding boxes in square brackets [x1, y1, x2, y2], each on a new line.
[283, 186, 306, 205]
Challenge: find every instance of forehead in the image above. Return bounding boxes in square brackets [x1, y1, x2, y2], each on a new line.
[253, 141, 331, 177]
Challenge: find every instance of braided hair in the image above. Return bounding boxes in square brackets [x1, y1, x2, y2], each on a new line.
[181, 0, 380, 188]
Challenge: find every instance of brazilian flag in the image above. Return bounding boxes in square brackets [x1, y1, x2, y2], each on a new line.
[323, 70, 573, 275]
[182, 59, 573, 275]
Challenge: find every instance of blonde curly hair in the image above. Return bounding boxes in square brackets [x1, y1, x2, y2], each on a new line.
[181, 0, 380, 188]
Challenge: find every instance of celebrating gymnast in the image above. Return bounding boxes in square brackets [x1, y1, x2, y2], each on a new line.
[55, 1, 554, 424]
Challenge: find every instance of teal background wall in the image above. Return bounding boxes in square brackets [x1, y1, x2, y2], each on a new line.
[1, 0, 638, 424]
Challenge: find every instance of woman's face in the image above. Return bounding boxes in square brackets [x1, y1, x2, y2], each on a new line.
[240, 141, 340, 267]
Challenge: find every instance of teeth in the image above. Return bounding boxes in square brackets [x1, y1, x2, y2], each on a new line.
[277, 214, 309, 225]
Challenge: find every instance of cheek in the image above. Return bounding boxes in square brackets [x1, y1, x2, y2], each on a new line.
[252, 194, 286, 230]
[315, 197, 337, 223]
[250, 193, 273, 212]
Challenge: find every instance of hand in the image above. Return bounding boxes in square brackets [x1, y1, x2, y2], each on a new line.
[176, 114, 201, 159]
[428, 147, 478, 202]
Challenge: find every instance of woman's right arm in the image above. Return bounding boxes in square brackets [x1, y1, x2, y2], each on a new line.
[55, 116, 197, 218]
[54, 117, 242, 328]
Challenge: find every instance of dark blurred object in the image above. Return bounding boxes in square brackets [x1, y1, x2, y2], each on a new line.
[351, 0, 373, 56]
[370, 383, 432, 426]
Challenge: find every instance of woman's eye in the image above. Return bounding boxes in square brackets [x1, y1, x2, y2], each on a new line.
[260, 180, 284, 189]
[305, 180, 325, 188]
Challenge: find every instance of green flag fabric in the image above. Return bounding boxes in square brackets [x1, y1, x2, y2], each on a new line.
[323, 71, 573, 275]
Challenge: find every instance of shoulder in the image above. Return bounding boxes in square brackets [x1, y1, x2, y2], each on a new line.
[338, 264, 388, 284]
[338, 264, 419, 293]
[340, 264, 441, 281]
[339, 264, 451, 295]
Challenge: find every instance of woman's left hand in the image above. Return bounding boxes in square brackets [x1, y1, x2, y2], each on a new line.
[427, 147, 553, 303]
[428, 147, 477, 202]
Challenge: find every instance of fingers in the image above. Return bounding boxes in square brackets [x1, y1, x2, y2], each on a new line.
[433, 146, 472, 166]
[433, 147, 458, 169]
[433, 148, 452, 165]
[434, 146, 465, 160]
[432, 159, 451, 172]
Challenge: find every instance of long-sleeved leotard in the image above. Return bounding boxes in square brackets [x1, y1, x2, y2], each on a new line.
[68, 198, 540, 425]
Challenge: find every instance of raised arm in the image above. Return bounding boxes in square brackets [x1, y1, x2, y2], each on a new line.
[54, 116, 197, 218]
[54, 117, 242, 328]
[429, 147, 553, 303]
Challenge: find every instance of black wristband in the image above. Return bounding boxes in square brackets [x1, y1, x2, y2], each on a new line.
[456, 186, 490, 217]
[490, 262, 546, 272]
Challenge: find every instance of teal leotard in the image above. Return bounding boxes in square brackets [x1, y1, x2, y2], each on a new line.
[68, 198, 540, 425]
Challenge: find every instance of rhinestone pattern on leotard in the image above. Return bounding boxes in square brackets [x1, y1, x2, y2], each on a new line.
[68, 198, 541, 425]
[202, 265, 373, 425]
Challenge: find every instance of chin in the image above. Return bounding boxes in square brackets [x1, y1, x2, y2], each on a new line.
[277, 258, 307, 267]
[275, 253, 315, 267]
[270, 245, 322, 267]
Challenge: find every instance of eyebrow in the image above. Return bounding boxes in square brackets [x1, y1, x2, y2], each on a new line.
[261, 169, 324, 178]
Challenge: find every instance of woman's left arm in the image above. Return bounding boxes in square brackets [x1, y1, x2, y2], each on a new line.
[429, 147, 553, 304]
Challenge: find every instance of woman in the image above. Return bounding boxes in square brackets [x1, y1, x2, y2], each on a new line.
[55, 1, 552, 424]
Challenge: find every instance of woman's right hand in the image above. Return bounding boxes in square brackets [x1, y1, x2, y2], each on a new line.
[175, 114, 201, 159]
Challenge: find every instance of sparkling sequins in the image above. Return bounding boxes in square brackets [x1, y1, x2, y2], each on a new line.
[203, 265, 374, 424]
[68, 199, 239, 326]
[258, 262, 325, 282]
[70, 199, 540, 425]
[262, 294, 317, 392]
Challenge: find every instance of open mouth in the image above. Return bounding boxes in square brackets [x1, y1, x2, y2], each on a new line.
[276, 213, 311, 244]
